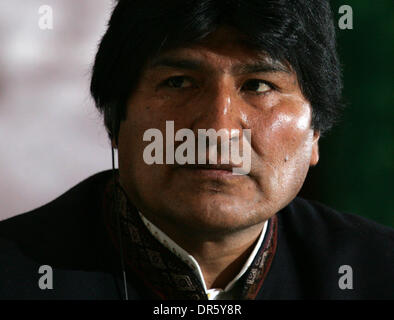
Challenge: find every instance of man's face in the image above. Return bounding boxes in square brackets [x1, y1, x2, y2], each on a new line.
[117, 27, 319, 235]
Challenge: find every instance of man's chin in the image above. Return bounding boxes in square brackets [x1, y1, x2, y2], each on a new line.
[165, 200, 264, 235]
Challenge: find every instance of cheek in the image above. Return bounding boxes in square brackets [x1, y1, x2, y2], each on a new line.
[120, 93, 172, 147]
[248, 102, 314, 204]
[118, 97, 182, 189]
[274, 113, 312, 159]
[252, 101, 313, 162]
[251, 117, 312, 194]
[117, 102, 158, 180]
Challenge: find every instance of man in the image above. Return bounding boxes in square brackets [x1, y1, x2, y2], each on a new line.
[1, 0, 393, 300]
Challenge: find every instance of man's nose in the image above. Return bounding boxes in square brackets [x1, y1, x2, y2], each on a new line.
[190, 80, 243, 134]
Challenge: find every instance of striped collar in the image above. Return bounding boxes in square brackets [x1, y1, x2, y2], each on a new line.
[138, 211, 267, 299]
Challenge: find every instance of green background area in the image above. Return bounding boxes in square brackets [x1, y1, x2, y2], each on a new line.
[299, 0, 394, 228]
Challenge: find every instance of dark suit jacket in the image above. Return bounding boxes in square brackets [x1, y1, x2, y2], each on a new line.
[1, 171, 393, 299]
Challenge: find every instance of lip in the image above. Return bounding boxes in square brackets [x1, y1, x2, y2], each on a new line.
[176, 164, 245, 178]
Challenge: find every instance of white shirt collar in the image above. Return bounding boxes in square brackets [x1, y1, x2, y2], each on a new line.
[138, 211, 267, 299]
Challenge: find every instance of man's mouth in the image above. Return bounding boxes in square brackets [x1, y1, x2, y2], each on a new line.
[176, 163, 246, 178]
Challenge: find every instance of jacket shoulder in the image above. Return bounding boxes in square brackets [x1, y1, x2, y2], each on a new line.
[0, 170, 112, 228]
[0, 170, 113, 264]
[261, 198, 394, 299]
[284, 197, 394, 244]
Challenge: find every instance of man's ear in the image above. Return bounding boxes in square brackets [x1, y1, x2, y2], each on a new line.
[310, 130, 320, 166]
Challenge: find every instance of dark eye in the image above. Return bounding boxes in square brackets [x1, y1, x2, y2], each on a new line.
[242, 79, 272, 94]
[164, 76, 194, 89]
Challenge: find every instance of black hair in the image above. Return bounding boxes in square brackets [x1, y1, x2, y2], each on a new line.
[90, 0, 343, 141]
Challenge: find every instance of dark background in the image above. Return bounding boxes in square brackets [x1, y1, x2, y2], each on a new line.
[300, 0, 394, 228]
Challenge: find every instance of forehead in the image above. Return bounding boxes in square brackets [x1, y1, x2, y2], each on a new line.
[147, 27, 291, 74]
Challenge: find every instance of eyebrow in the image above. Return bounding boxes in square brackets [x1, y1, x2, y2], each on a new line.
[148, 57, 204, 71]
[234, 60, 290, 74]
[147, 56, 290, 74]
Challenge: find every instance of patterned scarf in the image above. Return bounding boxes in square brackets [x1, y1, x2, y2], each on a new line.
[103, 178, 278, 300]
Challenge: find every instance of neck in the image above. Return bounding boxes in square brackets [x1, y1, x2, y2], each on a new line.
[190, 227, 264, 289]
[142, 212, 266, 290]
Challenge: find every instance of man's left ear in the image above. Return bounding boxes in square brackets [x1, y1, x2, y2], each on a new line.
[310, 130, 320, 166]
